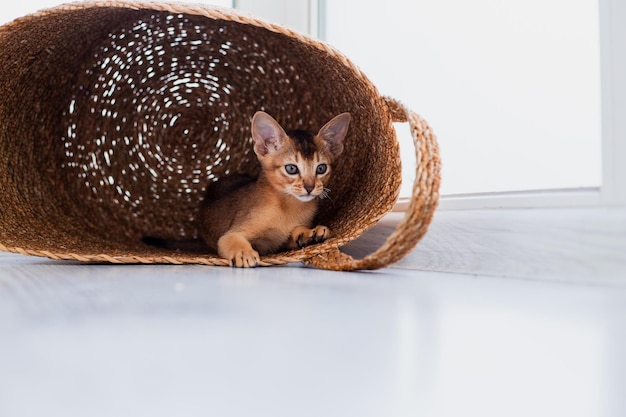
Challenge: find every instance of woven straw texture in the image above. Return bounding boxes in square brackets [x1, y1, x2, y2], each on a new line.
[0, 1, 440, 270]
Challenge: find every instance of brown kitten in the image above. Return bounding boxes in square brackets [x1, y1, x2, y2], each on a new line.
[199, 111, 351, 267]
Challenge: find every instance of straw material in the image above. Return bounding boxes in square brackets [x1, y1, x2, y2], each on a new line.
[0, 1, 440, 270]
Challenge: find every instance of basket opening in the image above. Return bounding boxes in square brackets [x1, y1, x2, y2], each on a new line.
[0, 5, 400, 259]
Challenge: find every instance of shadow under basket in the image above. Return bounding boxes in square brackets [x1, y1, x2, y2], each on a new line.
[0, 1, 440, 270]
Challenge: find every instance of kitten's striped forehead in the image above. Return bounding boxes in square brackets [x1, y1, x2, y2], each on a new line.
[286, 129, 317, 159]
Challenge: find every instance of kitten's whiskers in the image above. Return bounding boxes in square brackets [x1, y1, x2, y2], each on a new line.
[319, 187, 332, 201]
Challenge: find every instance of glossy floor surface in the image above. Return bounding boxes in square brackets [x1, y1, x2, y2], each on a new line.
[1, 252, 624, 417]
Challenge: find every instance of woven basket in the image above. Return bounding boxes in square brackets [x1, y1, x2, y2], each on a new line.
[0, 1, 440, 270]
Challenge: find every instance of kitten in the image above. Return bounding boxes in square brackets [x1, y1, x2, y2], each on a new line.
[199, 111, 351, 267]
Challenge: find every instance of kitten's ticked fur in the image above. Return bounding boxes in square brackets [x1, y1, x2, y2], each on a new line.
[199, 111, 351, 267]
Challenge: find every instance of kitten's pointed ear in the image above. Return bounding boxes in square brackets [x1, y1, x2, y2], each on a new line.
[251, 111, 287, 157]
[318, 112, 351, 157]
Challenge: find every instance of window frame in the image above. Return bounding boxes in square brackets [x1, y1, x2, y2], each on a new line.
[598, 0, 626, 207]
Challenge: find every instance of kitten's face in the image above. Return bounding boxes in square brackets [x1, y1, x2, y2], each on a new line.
[268, 131, 334, 202]
[251, 111, 351, 203]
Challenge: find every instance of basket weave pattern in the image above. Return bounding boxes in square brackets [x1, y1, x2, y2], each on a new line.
[0, 1, 440, 270]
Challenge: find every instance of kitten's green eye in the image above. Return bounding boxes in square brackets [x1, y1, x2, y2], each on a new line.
[316, 164, 328, 175]
[285, 164, 299, 175]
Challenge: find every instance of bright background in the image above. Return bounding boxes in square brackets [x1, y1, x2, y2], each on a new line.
[2, 0, 602, 197]
[324, 0, 602, 196]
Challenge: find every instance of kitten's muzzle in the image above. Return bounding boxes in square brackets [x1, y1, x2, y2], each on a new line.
[304, 183, 315, 194]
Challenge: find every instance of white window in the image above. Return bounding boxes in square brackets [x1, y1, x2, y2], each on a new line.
[240, 0, 625, 210]
[324, 0, 602, 197]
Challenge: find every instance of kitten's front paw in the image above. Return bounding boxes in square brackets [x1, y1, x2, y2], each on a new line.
[226, 248, 260, 268]
[291, 225, 330, 248]
[218, 233, 260, 267]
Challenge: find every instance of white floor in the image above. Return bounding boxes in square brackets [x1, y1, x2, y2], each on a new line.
[0, 250, 624, 417]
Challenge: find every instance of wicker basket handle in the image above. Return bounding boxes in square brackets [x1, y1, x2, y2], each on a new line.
[305, 97, 441, 271]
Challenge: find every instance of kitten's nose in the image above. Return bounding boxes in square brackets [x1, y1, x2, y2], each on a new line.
[304, 183, 315, 194]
